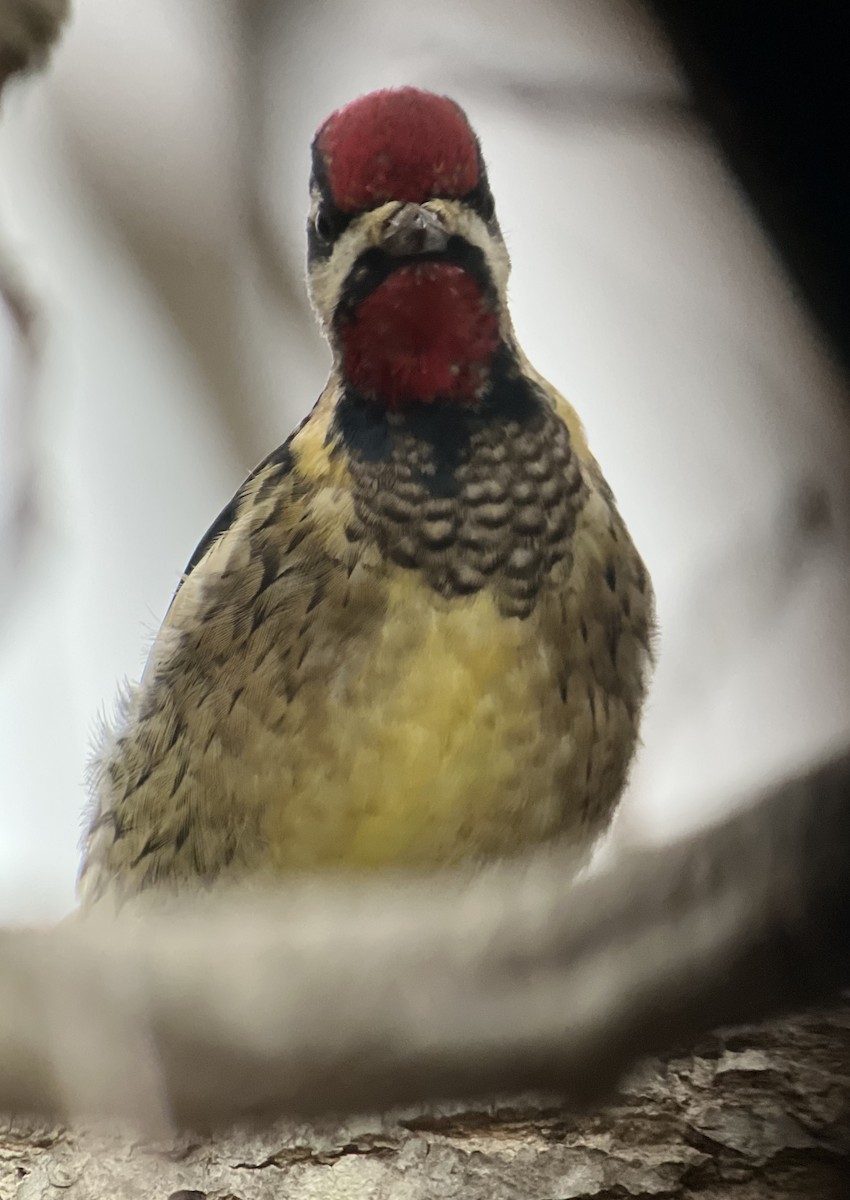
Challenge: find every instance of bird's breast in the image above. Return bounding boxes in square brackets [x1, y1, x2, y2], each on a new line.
[250, 381, 652, 873]
[262, 571, 567, 869]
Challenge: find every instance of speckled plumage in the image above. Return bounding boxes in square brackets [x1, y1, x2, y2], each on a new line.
[79, 88, 654, 906]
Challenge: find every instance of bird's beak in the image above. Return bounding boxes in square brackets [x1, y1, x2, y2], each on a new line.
[382, 204, 450, 256]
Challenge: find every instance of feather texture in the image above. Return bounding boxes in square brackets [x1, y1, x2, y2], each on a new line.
[79, 88, 654, 906]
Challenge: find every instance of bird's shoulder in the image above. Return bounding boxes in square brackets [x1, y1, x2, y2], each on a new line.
[159, 384, 363, 636]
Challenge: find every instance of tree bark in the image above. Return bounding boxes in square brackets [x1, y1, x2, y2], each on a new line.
[4, 1003, 849, 1200]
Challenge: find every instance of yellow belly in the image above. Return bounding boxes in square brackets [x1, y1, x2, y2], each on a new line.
[263, 569, 610, 871]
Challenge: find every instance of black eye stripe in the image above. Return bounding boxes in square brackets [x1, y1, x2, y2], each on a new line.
[461, 184, 496, 223]
[307, 196, 353, 262]
[307, 149, 353, 260]
[312, 203, 351, 240]
[314, 210, 333, 241]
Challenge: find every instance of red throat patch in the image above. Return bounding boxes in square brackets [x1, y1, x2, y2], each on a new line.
[340, 264, 500, 408]
[316, 88, 480, 212]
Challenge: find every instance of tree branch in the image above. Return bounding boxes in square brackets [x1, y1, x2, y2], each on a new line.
[7, 1003, 850, 1199]
[0, 748, 847, 1130]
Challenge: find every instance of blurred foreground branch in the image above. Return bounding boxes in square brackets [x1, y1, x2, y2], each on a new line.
[0, 748, 848, 1132]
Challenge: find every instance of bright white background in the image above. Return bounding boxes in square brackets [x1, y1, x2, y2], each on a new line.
[1, 0, 849, 921]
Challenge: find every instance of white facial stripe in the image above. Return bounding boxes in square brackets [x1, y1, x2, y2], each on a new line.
[307, 200, 512, 341]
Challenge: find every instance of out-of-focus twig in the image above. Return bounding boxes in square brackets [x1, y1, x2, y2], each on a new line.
[236, 0, 316, 339]
[0, 247, 40, 621]
[0, 0, 68, 90]
[0, 0, 69, 617]
[0, 747, 847, 1129]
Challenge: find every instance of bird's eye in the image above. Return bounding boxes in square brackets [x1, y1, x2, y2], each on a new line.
[314, 208, 334, 243]
[480, 192, 496, 222]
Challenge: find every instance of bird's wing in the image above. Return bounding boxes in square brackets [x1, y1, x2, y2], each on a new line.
[79, 385, 375, 904]
[175, 439, 299, 598]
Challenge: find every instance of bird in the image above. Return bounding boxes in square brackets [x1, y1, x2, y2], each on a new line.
[79, 86, 655, 906]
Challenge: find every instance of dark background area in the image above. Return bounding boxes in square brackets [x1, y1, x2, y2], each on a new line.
[650, 1, 850, 383]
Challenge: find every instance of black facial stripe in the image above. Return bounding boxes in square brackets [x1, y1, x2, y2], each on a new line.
[307, 208, 351, 262]
[307, 143, 355, 261]
[461, 143, 496, 223]
[333, 237, 498, 327]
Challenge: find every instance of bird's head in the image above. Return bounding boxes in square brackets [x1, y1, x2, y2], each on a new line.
[307, 87, 512, 409]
